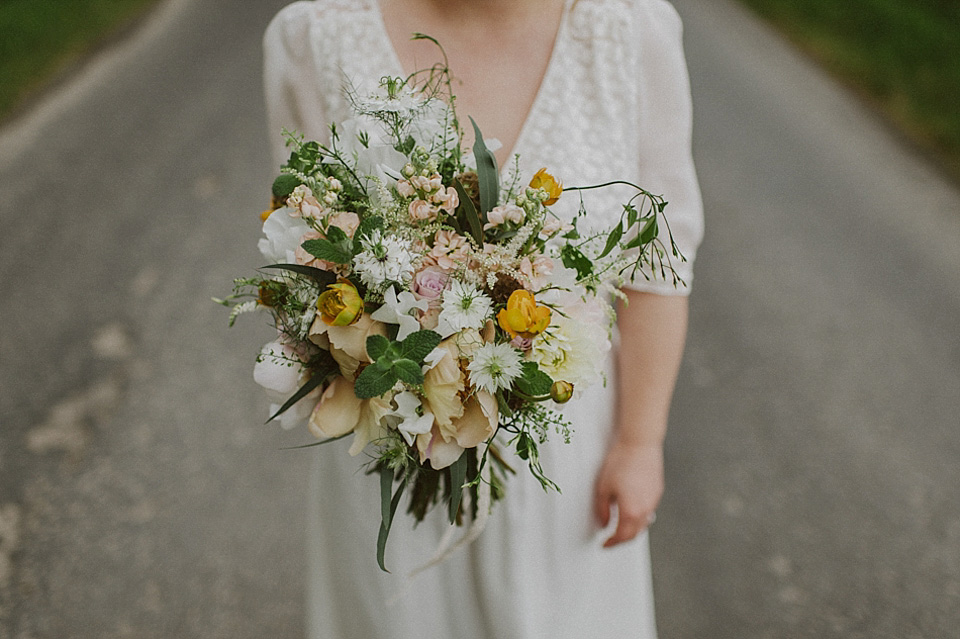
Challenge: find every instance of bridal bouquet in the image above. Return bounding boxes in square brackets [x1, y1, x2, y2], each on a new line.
[218, 37, 683, 569]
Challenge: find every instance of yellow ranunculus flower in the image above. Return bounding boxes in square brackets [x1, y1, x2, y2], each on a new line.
[317, 279, 363, 326]
[529, 168, 562, 206]
[497, 289, 551, 339]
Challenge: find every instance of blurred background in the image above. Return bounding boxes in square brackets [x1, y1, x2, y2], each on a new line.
[1, 0, 958, 637]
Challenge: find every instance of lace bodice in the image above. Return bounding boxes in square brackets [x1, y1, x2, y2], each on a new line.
[263, 0, 703, 293]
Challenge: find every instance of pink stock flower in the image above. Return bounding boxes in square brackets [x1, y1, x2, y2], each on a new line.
[396, 180, 416, 198]
[434, 186, 459, 212]
[484, 203, 525, 229]
[519, 254, 555, 286]
[327, 210, 360, 237]
[299, 195, 324, 219]
[430, 230, 470, 271]
[409, 199, 438, 221]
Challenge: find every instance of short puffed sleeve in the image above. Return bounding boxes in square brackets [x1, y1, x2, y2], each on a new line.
[263, 2, 332, 167]
[623, 0, 704, 295]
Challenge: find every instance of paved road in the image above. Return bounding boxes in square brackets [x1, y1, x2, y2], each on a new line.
[1, 0, 958, 637]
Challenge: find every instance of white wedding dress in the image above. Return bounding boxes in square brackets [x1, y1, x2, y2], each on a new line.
[263, 1, 703, 637]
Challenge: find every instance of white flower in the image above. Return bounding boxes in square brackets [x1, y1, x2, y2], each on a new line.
[527, 301, 610, 389]
[436, 280, 493, 337]
[355, 86, 426, 117]
[352, 230, 416, 288]
[254, 340, 319, 430]
[468, 343, 524, 394]
[258, 208, 311, 263]
[389, 391, 435, 446]
[370, 285, 429, 341]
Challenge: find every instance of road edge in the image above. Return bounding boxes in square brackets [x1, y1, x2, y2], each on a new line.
[0, 0, 193, 172]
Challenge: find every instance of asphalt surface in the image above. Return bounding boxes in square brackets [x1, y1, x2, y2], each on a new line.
[1, 0, 958, 637]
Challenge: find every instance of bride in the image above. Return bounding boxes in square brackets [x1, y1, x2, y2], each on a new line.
[263, 0, 703, 636]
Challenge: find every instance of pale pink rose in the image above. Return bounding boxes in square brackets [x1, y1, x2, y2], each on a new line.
[409, 199, 438, 221]
[412, 266, 450, 301]
[327, 210, 360, 237]
[396, 180, 415, 198]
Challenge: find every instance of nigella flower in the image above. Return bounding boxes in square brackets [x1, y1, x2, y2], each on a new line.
[352, 230, 416, 289]
[468, 343, 524, 394]
[436, 280, 494, 337]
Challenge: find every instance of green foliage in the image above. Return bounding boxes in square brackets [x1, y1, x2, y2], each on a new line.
[515, 362, 554, 397]
[301, 237, 353, 265]
[469, 117, 500, 214]
[447, 452, 468, 523]
[271, 174, 301, 199]
[453, 178, 484, 245]
[561, 244, 593, 280]
[377, 465, 406, 572]
[738, 0, 960, 178]
[266, 350, 338, 423]
[354, 330, 442, 398]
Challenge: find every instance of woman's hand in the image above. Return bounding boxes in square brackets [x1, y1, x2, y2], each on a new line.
[593, 440, 664, 548]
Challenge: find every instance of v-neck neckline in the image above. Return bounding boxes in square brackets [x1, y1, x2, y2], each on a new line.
[370, 0, 571, 175]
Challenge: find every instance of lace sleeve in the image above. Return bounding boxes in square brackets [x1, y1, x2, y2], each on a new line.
[263, 2, 332, 168]
[624, 0, 704, 295]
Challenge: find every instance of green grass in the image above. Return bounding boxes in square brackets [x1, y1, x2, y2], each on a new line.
[0, 0, 160, 119]
[737, 0, 960, 179]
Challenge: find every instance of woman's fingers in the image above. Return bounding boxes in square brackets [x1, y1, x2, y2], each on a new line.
[602, 502, 651, 548]
[594, 486, 612, 528]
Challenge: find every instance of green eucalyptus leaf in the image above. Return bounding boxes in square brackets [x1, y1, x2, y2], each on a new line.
[625, 204, 638, 228]
[261, 263, 337, 288]
[377, 468, 406, 572]
[266, 351, 337, 423]
[453, 179, 484, 245]
[354, 361, 398, 399]
[469, 116, 499, 214]
[392, 358, 425, 386]
[280, 432, 350, 450]
[398, 330, 442, 363]
[448, 452, 468, 524]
